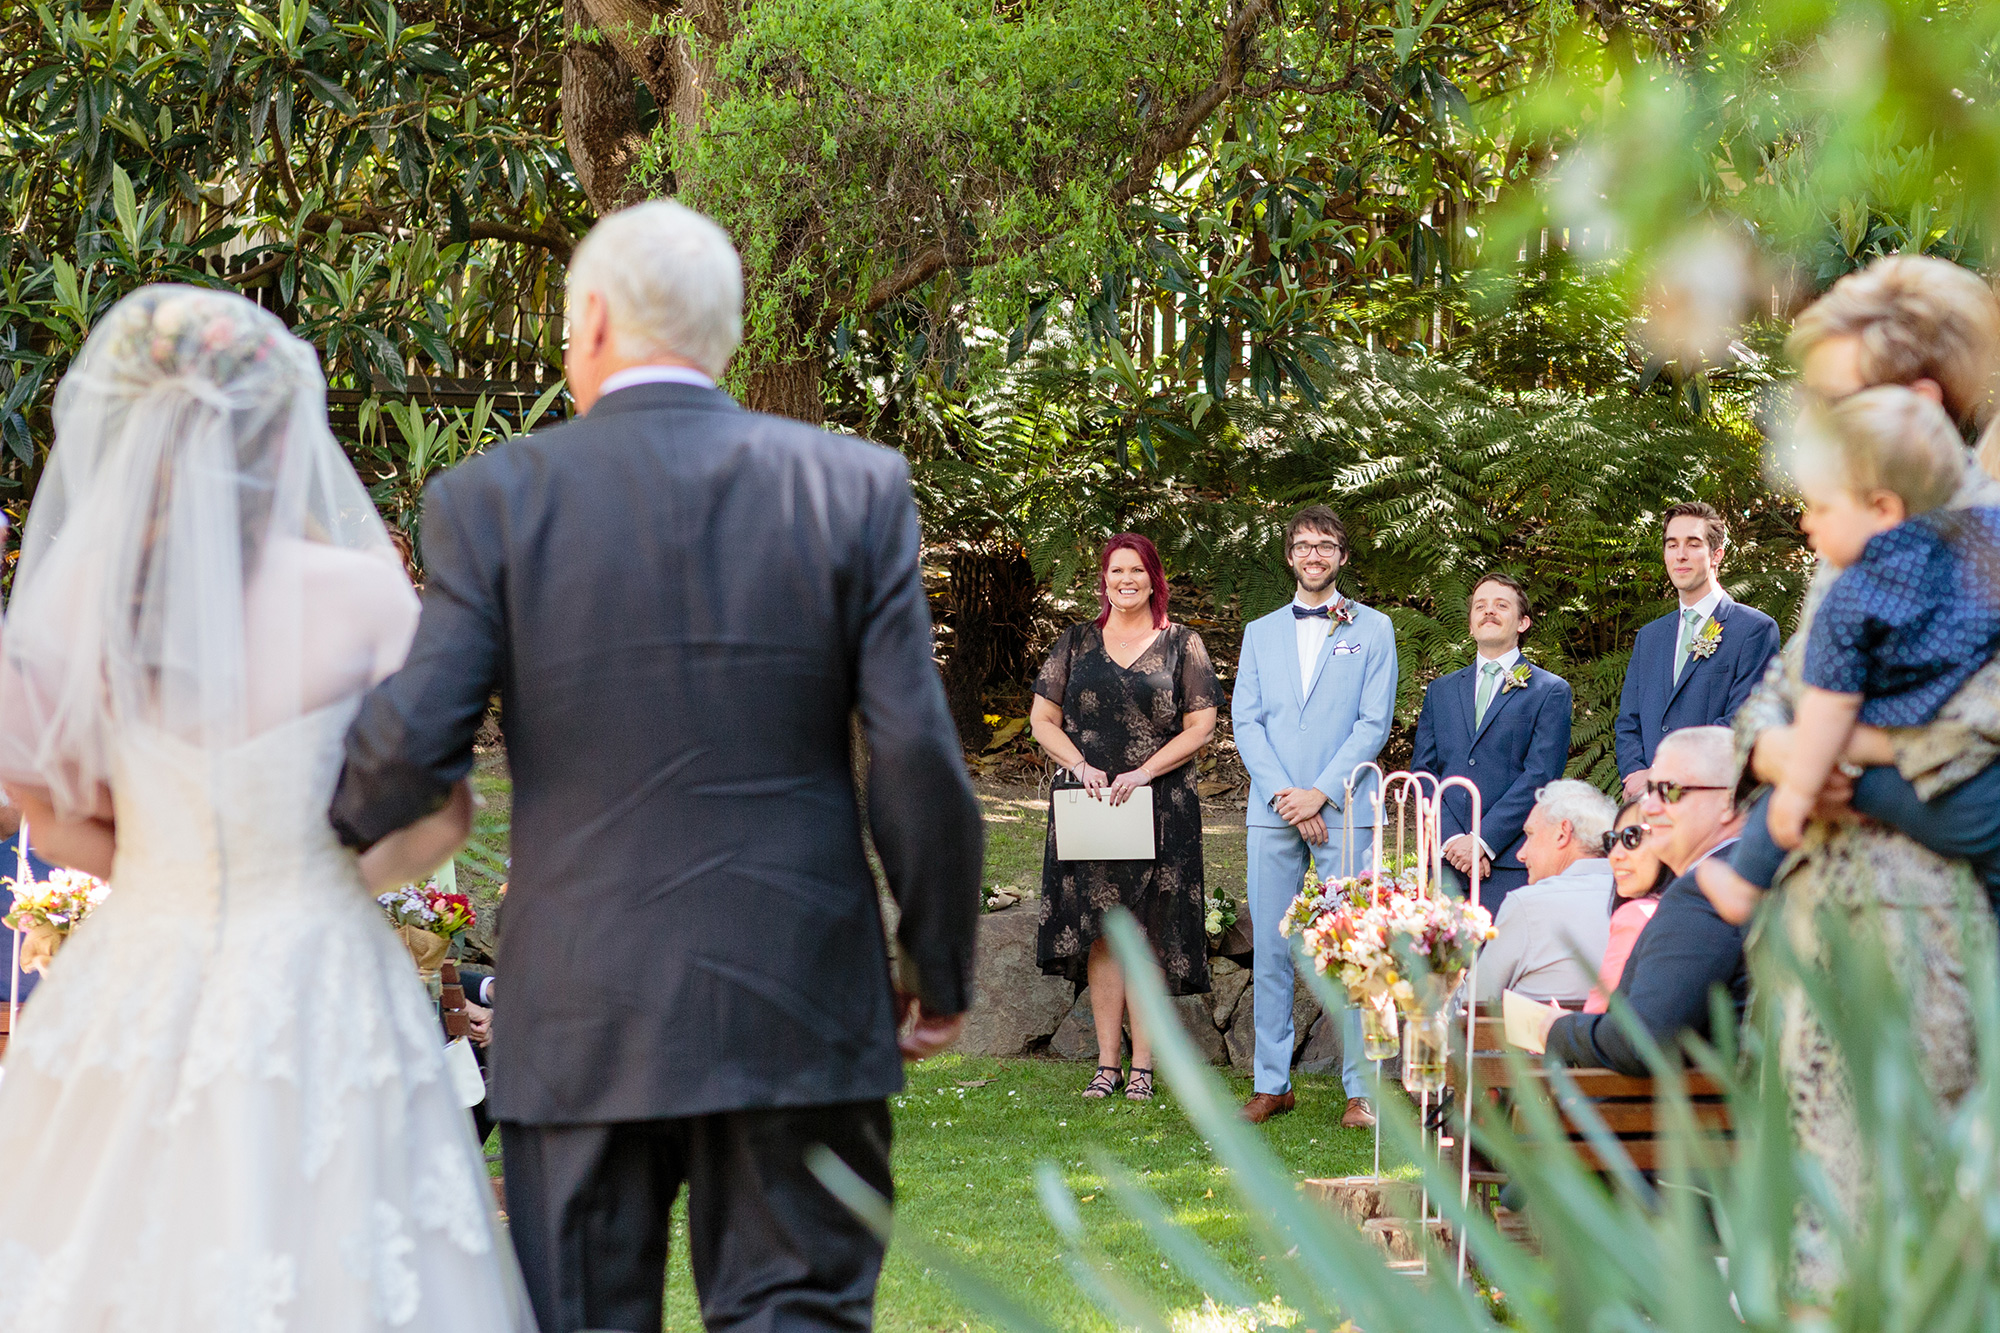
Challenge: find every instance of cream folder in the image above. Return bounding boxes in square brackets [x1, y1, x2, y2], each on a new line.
[1052, 785, 1155, 860]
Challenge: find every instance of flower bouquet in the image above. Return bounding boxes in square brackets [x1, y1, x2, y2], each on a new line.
[378, 879, 476, 982]
[4, 868, 111, 975]
[1283, 866, 1418, 1060]
[1377, 890, 1495, 1093]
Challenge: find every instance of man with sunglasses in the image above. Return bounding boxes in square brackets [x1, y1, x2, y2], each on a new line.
[1518, 727, 1749, 1075]
[1233, 505, 1398, 1127]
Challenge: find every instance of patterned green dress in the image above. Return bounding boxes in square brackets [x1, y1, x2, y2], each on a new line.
[1734, 568, 2000, 1300]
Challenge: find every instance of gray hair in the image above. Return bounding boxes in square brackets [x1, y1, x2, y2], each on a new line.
[1531, 779, 1618, 850]
[1653, 725, 1737, 788]
[567, 200, 744, 379]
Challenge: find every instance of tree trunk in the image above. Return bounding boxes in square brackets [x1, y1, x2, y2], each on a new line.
[745, 349, 828, 423]
[939, 543, 1040, 747]
[560, 0, 652, 212]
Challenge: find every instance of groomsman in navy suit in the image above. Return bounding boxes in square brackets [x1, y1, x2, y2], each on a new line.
[1411, 572, 1573, 916]
[1233, 505, 1398, 1129]
[1615, 501, 1781, 799]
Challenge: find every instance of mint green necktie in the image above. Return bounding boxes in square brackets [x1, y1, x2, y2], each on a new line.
[1474, 660, 1502, 727]
[1673, 608, 1704, 682]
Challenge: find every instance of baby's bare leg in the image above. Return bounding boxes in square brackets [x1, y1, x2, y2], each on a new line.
[1773, 688, 1866, 847]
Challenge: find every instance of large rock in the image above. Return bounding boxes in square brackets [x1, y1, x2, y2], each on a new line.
[953, 906, 1075, 1057]
[1221, 966, 1325, 1076]
[1048, 989, 1099, 1062]
[1296, 1011, 1342, 1074]
[1209, 963, 1251, 1031]
[1173, 995, 1229, 1066]
[1225, 1006, 1258, 1076]
[1292, 970, 1324, 1055]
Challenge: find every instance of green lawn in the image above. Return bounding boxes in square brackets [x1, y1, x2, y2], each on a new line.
[659, 1058, 1384, 1332]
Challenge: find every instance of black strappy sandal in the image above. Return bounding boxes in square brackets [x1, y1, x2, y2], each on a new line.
[1082, 1065, 1125, 1098]
[1125, 1067, 1154, 1102]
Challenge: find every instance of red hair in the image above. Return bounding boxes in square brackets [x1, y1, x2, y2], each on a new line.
[1095, 533, 1170, 630]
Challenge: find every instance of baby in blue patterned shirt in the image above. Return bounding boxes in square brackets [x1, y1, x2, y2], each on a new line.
[1702, 386, 2000, 913]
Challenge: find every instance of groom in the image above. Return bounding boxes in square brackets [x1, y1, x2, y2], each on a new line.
[1231, 505, 1397, 1128]
[330, 201, 983, 1333]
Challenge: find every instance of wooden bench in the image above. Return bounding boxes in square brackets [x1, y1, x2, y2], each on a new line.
[1463, 1011, 1733, 1175]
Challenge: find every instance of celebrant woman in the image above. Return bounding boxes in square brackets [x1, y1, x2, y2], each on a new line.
[1030, 533, 1217, 1102]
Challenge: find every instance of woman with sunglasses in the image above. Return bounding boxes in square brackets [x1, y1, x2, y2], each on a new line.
[1584, 803, 1673, 1013]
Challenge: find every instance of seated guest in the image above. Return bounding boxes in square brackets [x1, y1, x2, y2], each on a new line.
[1474, 780, 1617, 1005]
[1524, 727, 1748, 1074]
[1584, 802, 1672, 1013]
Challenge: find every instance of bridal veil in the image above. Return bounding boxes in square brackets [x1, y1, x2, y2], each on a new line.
[0, 285, 400, 816]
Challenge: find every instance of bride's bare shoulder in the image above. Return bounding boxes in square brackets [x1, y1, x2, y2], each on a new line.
[264, 537, 419, 620]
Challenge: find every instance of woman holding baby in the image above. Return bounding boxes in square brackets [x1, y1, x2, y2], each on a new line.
[1717, 254, 2000, 1305]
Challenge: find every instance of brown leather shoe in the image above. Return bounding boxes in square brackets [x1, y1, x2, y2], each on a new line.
[1241, 1091, 1295, 1124]
[1340, 1096, 1376, 1129]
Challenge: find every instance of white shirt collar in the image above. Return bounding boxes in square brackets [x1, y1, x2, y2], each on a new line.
[1679, 585, 1726, 622]
[1475, 646, 1522, 672]
[599, 364, 718, 396]
[1293, 593, 1344, 614]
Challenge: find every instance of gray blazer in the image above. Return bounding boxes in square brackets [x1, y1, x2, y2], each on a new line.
[329, 382, 983, 1125]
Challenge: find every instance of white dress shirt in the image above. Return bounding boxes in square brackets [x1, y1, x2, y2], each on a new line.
[598, 364, 718, 395]
[1459, 646, 1522, 858]
[1292, 596, 1345, 694]
[1679, 584, 1725, 626]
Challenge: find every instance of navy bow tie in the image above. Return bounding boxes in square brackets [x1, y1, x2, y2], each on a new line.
[1292, 603, 1331, 619]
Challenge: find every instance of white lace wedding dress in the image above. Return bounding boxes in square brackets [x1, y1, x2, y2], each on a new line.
[0, 698, 537, 1331]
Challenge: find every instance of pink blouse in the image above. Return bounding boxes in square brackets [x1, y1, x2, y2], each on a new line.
[1584, 896, 1661, 1013]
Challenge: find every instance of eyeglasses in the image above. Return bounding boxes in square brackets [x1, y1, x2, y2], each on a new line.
[1289, 540, 1345, 559]
[1642, 779, 1728, 805]
[1601, 824, 1648, 854]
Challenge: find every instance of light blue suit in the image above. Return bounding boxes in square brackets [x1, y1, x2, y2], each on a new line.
[1232, 598, 1399, 1098]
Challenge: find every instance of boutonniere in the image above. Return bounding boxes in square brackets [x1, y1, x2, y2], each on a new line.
[1499, 663, 1532, 693]
[1324, 600, 1357, 636]
[1688, 618, 1723, 660]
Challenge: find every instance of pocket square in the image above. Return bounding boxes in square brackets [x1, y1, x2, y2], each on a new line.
[1329, 641, 1363, 656]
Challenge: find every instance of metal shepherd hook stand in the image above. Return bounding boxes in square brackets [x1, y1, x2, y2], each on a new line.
[1433, 775, 1483, 1286]
[1369, 770, 1479, 1284]
[1341, 763, 1387, 1178]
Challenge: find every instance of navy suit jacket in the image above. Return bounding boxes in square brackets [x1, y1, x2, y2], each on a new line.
[1411, 659, 1572, 913]
[1614, 594, 1781, 779]
[1544, 857, 1748, 1075]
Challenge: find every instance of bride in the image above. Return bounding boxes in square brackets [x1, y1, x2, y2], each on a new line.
[0, 287, 535, 1329]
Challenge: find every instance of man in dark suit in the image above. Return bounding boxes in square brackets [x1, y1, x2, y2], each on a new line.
[1411, 572, 1572, 915]
[1615, 501, 1781, 800]
[329, 201, 983, 1333]
[1524, 726, 1749, 1075]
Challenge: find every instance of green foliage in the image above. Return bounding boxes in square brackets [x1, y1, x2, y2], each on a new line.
[907, 261, 1810, 789]
[0, 0, 577, 522]
[818, 902, 2000, 1331]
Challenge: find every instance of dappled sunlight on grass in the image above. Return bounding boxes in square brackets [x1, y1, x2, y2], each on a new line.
[661, 1053, 1396, 1331]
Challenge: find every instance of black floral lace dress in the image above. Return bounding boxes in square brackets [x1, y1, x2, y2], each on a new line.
[1034, 622, 1217, 996]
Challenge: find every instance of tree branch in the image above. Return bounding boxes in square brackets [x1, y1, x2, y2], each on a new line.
[850, 0, 1275, 319]
[1108, 0, 1273, 208]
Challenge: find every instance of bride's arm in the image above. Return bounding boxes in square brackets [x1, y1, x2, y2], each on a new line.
[3, 782, 115, 880]
[356, 779, 473, 893]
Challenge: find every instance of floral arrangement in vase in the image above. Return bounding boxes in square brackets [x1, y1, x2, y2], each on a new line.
[1281, 865, 1420, 1060]
[1284, 864, 1494, 1086]
[378, 879, 476, 980]
[3, 868, 111, 975]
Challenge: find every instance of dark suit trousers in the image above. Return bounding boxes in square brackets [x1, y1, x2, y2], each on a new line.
[501, 1101, 893, 1333]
